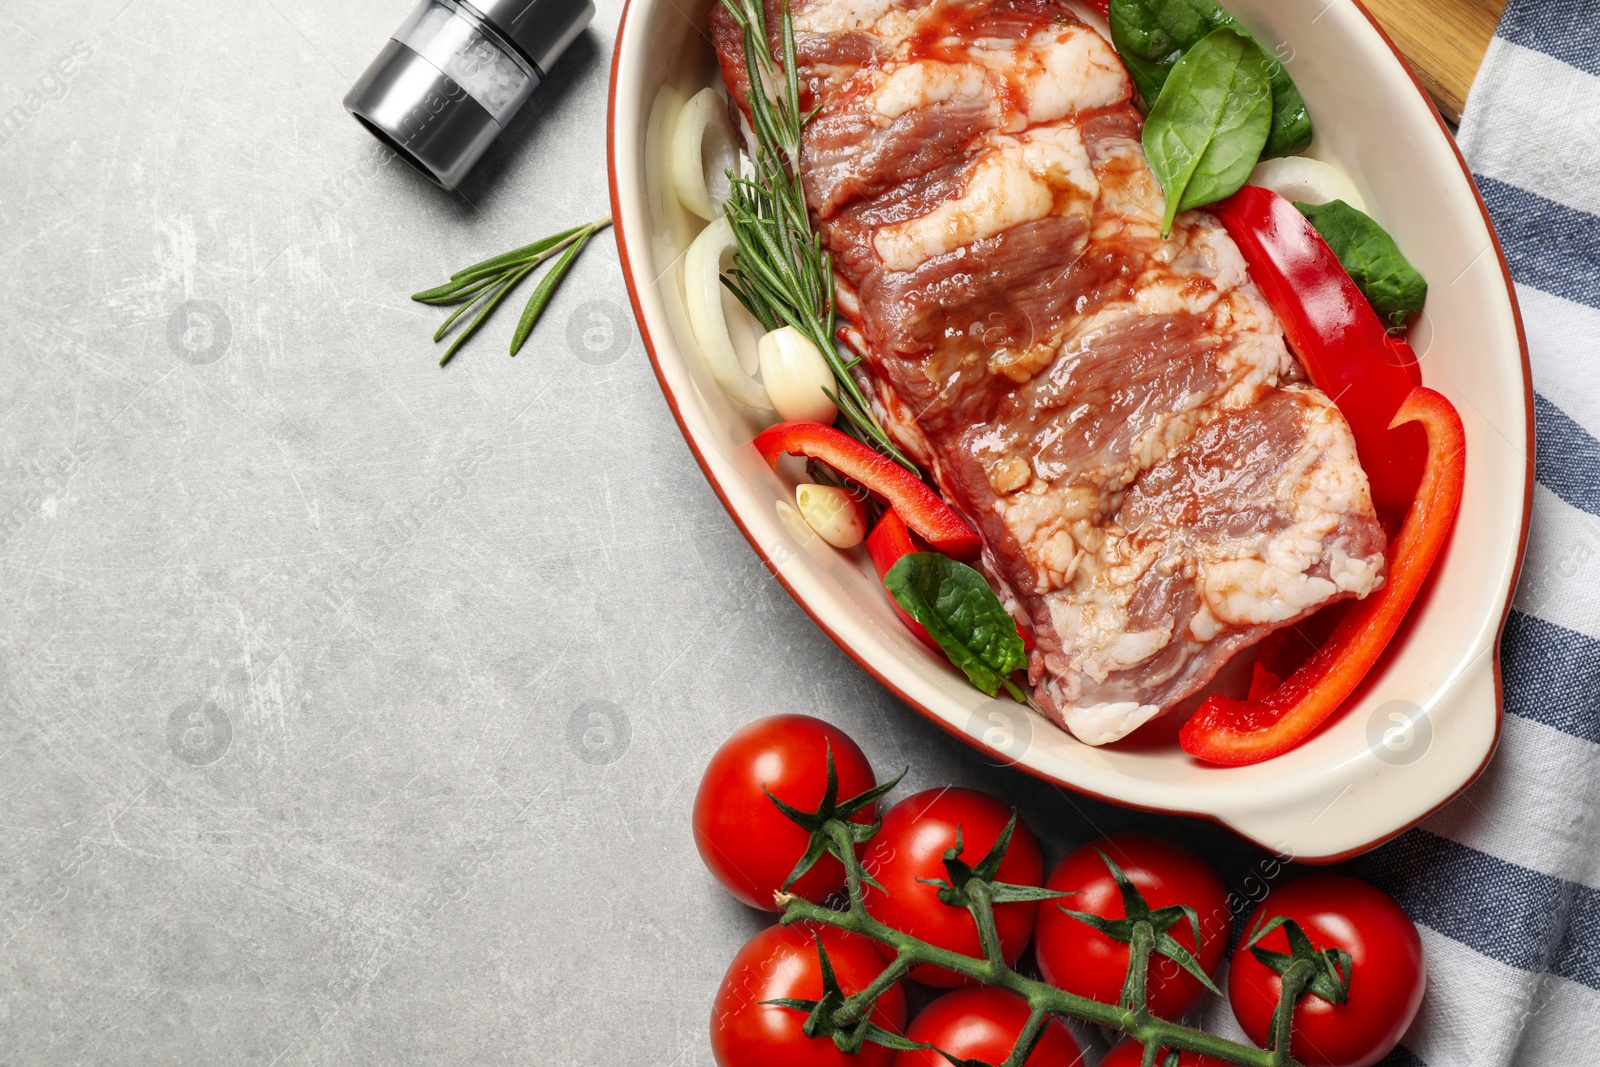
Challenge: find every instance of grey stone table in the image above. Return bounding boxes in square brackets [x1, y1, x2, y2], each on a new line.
[0, 2, 1266, 1062]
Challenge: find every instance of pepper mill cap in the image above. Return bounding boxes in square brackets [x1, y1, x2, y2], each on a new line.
[463, 0, 595, 76]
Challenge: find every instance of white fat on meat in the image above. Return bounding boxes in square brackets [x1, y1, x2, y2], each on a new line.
[868, 61, 993, 121]
[807, 5, 1129, 130]
[967, 25, 1130, 127]
[793, 0, 903, 34]
[873, 127, 1095, 270]
[1062, 700, 1164, 747]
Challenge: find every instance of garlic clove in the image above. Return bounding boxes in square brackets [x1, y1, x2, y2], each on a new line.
[795, 483, 866, 549]
[759, 326, 839, 425]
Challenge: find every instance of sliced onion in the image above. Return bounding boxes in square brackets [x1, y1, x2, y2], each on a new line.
[670, 88, 740, 221]
[1248, 157, 1368, 212]
[684, 216, 772, 409]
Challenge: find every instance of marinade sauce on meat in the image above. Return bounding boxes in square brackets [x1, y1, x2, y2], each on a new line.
[712, 0, 1388, 744]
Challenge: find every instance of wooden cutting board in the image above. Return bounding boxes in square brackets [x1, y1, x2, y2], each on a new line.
[1360, 0, 1506, 122]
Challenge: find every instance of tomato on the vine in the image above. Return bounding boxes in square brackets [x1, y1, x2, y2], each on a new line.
[1099, 1040, 1230, 1067]
[1033, 834, 1229, 1019]
[1228, 874, 1424, 1067]
[711, 922, 907, 1067]
[892, 988, 1082, 1067]
[694, 715, 879, 910]
[861, 787, 1044, 987]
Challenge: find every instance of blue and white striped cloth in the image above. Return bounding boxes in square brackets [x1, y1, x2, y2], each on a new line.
[1345, 3, 1600, 1063]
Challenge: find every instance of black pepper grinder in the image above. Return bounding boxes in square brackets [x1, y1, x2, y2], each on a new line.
[344, 0, 594, 191]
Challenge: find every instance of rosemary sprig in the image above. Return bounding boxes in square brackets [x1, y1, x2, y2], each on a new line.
[413, 215, 612, 366]
[717, 0, 915, 470]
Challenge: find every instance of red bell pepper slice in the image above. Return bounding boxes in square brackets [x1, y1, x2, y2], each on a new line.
[866, 509, 1034, 651]
[1212, 186, 1426, 523]
[866, 511, 940, 650]
[1179, 386, 1465, 766]
[753, 422, 982, 560]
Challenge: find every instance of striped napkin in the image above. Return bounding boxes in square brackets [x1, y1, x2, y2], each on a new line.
[1341, 2, 1600, 1063]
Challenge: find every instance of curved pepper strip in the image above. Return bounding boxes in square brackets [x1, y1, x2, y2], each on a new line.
[866, 510, 1034, 651]
[866, 510, 940, 650]
[1212, 186, 1426, 523]
[753, 422, 983, 560]
[1179, 387, 1465, 766]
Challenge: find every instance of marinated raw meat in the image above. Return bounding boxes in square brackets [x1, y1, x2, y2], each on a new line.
[711, 0, 1388, 744]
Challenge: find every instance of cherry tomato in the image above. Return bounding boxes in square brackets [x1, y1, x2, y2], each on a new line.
[1034, 834, 1229, 1019]
[694, 715, 879, 910]
[1099, 1040, 1230, 1067]
[1228, 874, 1425, 1067]
[861, 787, 1044, 987]
[711, 922, 908, 1067]
[893, 988, 1082, 1067]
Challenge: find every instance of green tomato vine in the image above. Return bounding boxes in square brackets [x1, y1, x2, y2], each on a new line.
[765, 762, 1351, 1067]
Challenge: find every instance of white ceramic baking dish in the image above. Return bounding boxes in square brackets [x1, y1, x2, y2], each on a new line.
[607, 0, 1533, 860]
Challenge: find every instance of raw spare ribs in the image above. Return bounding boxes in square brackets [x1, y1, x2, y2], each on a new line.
[711, 0, 1388, 744]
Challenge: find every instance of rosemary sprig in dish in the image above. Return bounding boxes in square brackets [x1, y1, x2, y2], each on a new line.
[716, 0, 916, 470]
[412, 215, 612, 365]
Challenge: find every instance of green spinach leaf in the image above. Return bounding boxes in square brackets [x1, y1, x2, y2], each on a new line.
[1144, 28, 1273, 237]
[1296, 199, 1429, 332]
[883, 553, 1028, 702]
[1109, 0, 1312, 157]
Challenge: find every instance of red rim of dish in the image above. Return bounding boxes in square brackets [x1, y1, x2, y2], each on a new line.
[605, 0, 1536, 863]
